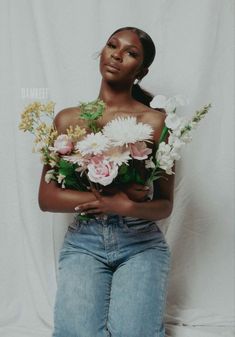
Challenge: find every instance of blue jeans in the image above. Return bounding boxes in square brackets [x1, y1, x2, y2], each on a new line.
[52, 214, 171, 337]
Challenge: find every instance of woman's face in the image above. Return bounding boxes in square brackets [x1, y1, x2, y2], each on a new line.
[100, 30, 145, 86]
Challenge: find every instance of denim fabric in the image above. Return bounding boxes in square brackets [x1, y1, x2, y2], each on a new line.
[52, 214, 171, 337]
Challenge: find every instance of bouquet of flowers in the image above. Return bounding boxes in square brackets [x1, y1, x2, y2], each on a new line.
[19, 97, 211, 193]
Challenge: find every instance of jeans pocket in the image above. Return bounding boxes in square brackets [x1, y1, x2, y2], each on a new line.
[122, 216, 159, 233]
[67, 214, 86, 233]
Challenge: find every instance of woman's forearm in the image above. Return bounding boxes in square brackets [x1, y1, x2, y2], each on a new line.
[38, 166, 97, 213]
[126, 198, 173, 221]
[38, 186, 97, 213]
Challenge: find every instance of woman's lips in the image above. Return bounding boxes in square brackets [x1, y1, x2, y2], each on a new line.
[105, 63, 120, 72]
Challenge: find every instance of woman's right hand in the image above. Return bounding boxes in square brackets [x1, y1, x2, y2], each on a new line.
[121, 183, 150, 202]
[101, 183, 150, 202]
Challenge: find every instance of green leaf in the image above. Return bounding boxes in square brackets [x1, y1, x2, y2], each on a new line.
[58, 160, 75, 175]
[58, 160, 88, 191]
[134, 172, 145, 184]
[119, 164, 128, 175]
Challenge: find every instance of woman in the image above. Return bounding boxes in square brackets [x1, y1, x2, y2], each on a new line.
[39, 27, 174, 337]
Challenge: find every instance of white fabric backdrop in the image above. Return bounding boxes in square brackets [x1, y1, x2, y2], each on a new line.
[1, 0, 234, 336]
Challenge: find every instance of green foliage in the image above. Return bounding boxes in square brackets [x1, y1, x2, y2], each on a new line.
[79, 99, 105, 133]
[159, 125, 169, 144]
[58, 160, 87, 190]
[116, 163, 145, 185]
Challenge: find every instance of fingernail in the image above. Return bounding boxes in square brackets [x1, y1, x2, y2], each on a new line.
[74, 206, 80, 211]
[144, 186, 150, 190]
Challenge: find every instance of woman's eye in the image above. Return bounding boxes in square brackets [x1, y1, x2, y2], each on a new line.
[127, 51, 138, 58]
[107, 42, 116, 49]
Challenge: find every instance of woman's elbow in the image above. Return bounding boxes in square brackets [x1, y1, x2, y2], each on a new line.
[158, 199, 173, 220]
[38, 195, 49, 212]
[38, 188, 53, 212]
[165, 200, 173, 218]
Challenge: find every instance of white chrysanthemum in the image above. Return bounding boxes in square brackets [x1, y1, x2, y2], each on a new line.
[104, 146, 131, 166]
[75, 132, 110, 155]
[103, 117, 153, 146]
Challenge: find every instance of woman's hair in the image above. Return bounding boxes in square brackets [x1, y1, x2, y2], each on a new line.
[109, 27, 156, 107]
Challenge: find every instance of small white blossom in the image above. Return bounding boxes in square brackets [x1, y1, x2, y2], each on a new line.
[180, 132, 193, 143]
[49, 159, 57, 167]
[156, 143, 174, 175]
[145, 157, 155, 169]
[165, 113, 184, 131]
[170, 148, 181, 161]
[150, 95, 167, 109]
[45, 169, 55, 183]
[57, 173, 66, 184]
[168, 134, 185, 149]
[150, 94, 189, 113]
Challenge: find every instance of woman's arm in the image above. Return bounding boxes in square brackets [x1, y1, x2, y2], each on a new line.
[127, 172, 175, 220]
[75, 171, 175, 221]
[38, 165, 97, 213]
[38, 108, 97, 213]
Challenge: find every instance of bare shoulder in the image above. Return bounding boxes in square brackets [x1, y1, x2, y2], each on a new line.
[54, 106, 85, 134]
[139, 106, 166, 141]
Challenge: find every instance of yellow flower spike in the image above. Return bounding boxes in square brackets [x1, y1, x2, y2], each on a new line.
[66, 125, 86, 142]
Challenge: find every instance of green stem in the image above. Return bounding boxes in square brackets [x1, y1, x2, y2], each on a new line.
[159, 125, 169, 143]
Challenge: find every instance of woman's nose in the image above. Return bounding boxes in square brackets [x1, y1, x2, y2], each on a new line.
[111, 50, 122, 62]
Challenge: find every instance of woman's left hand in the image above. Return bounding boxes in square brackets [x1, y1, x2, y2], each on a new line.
[74, 191, 133, 216]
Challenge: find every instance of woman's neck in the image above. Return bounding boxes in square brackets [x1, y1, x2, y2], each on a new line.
[98, 79, 135, 110]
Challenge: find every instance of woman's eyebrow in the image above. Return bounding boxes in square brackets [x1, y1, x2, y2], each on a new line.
[109, 37, 140, 50]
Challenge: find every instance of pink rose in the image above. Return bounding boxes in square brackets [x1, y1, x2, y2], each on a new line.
[130, 142, 152, 160]
[53, 134, 73, 154]
[87, 155, 118, 186]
